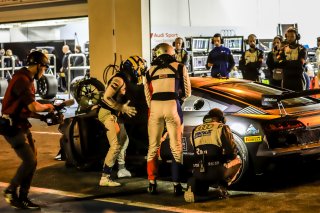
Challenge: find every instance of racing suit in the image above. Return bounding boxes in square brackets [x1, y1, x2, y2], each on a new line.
[278, 44, 307, 91]
[175, 48, 189, 66]
[186, 121, 241, 201]
[144, 55, 191, 183]
[98, 73, 135, 175]
[239, 48, 263, 81]
[206, 46, 235, 77]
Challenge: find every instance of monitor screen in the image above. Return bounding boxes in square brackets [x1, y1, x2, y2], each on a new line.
[233, 54, 241, 66]
[192, 56, 208, 70]
[224, 37, 243, 52]
[192, 38, 209, 51]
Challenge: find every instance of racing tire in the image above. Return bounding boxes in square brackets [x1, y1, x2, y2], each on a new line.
[73, 78, 104, 104]
[0, 78, 8, 97]
[37, 74, 58, 99]
[230, 133, 250, 185]
[70, 76, 85, 100]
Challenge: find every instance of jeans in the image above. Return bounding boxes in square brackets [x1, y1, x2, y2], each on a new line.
[4, 129, 37, 197]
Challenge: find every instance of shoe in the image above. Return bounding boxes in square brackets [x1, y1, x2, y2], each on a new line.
[20, 197, 41, 210]
[184, 187, 195, 203]
[147, 182, 157, 195]
[173, 183, 184, 196]
[3, 189, 24, 209]
[216, 186, 229, 199]
[99, 175, 121, 187]
[117, 168, 132, 178]
[55, 153, 62, 161]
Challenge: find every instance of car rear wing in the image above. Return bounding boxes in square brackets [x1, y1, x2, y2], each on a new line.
[261, 89, 320, 116]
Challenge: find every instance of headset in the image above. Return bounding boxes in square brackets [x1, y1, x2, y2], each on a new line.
[285, 27, 300, 41]
[273, 35, 283, 42]
[211, 33, 224, 44]
[246, 34, 258, 45]
[172, 37, 185, 48]
[203, 108, 226, 124]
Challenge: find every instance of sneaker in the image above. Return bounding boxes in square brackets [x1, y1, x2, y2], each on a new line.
[99, 175, 121, 187]
[117, 168, 132, 178]
[3, 189, 24, 209]
[184, 187, 195, 203]
[20, 197, 41, 210]
[173, 183, 184, 196]
[55, 153, 62, 161]
[147, 182, 157, 195]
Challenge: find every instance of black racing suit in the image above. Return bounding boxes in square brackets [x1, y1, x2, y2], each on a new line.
[187, 121, 241, 198]
[239, 48, 263, 81]
[278, 44, 307, 91]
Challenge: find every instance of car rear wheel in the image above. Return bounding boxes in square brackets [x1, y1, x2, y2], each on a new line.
[230, 133, 250, 185]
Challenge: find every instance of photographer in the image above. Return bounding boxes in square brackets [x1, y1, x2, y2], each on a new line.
[1, 51, 54, 210]
[266, 35, 283, 87]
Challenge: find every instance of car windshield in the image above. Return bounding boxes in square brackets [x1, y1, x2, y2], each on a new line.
[208, 82, 320, 109]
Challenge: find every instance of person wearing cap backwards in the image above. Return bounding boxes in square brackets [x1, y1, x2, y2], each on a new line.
[144, 43, 191, 196]
[1, 51, 54, 210]
[184, 108, 241, 203]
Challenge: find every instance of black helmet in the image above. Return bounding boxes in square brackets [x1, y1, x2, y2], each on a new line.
[27, 51, 49, 68]
[120, 55, 147, 84]
[203, 108, 226, 124]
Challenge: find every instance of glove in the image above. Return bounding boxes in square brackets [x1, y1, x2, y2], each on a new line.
[121, 100, 137, 117]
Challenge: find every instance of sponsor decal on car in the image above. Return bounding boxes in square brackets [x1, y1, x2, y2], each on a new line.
[182, 137, 187, 152]
[246, 124, 259, 135]
[244, 136, 262, 143]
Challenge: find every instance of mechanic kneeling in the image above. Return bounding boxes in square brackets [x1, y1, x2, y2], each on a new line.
[184, 108, 241, 203]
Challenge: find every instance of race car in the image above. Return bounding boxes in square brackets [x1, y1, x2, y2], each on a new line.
[60, 76, 320, 184]
[162, 77, 320, 183]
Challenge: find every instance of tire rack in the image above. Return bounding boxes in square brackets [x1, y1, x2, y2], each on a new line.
[67, 53, 89, 99]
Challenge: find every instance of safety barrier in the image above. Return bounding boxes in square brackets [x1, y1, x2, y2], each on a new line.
[67, 53, 89, 98]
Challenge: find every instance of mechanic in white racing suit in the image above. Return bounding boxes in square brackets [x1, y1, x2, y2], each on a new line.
[98, 56, 146, 187]
[184, 108, 241, 203]
[144, 43, 191, 195]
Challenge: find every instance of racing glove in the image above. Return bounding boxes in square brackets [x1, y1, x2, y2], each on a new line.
[121, 100, 137, 117]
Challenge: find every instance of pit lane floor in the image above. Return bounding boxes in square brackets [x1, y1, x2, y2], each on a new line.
[0, 96, 320, 212]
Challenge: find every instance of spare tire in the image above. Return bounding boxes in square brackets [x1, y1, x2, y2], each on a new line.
[73, 78, 104, 105]
[37, 74, 58, 99]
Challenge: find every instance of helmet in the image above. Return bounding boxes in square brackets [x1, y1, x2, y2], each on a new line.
[203, 108, 226, 124]
[27, 51, 49, 68]
[153, 43, 175, 58]
[121, 55, 147, 84]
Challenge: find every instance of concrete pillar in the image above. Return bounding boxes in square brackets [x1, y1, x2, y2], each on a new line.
[88, 0, 150, 83]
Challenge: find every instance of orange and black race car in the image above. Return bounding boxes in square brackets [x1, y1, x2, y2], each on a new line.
[160, 77, 320, 183]
[60, 76, 320, 184]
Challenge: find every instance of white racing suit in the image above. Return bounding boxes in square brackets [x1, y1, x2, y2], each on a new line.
[144, 61, 191, 182]
[98, 75, 135, 175]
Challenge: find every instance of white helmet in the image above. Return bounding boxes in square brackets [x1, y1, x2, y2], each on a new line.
[153, 43, 175, 58]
